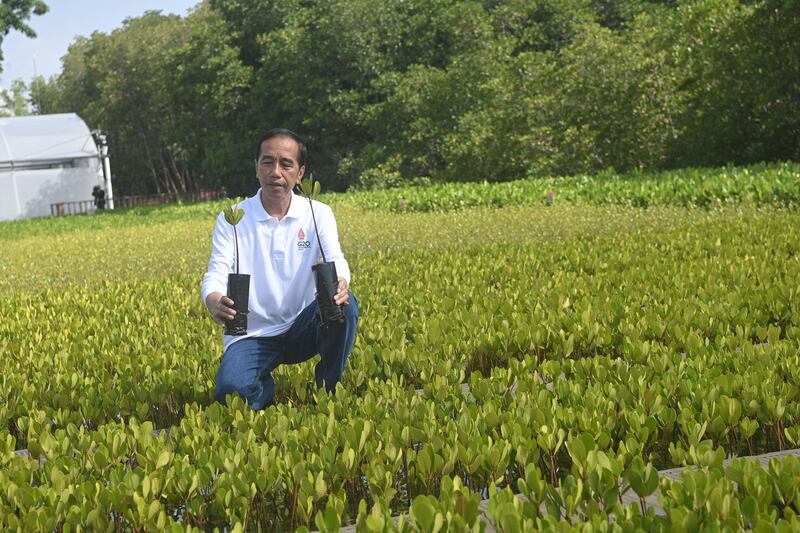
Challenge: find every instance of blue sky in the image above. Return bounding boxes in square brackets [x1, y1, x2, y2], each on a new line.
[1, 0, 201, 90]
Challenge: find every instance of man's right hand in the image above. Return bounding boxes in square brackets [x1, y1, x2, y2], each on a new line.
[206, 292, 237, 325]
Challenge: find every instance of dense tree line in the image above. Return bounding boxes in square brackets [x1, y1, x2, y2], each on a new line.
[32, 0, 800, 194]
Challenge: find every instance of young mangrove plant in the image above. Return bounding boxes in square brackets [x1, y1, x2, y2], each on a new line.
[297, 174, 345, 327]
[223, 200, 249, 335]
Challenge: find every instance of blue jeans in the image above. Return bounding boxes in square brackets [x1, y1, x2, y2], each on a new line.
[214, 292, 359, 410]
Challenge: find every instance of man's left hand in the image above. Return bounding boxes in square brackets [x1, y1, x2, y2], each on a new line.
[334, 277, 350, 306]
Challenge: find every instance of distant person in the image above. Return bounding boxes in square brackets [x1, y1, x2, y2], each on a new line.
[202, 128, 359, 409]
[92, 186, 106, 210]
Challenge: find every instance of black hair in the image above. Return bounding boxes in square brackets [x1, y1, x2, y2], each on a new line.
[254, 128, 307, 167]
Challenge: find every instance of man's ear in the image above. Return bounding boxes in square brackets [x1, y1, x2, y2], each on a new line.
[297, 165, 306, 180]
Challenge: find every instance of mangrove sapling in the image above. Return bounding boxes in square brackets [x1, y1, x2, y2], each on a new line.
[296, 174, 345, 327]
[223, 201, 249, 335]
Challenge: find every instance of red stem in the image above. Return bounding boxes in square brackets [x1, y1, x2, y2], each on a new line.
[290, 489, 298, 529]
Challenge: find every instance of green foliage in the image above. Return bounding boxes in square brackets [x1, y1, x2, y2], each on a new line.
[223, 198, 245, 272]
[37, 5, 251, 195]
[36, 0, 800, 193]
[1, 171, 799, 529]
[297, 174, 322, 199]
[344, 162, 800, 212]
[665, 0, 800, 166]
[222, 201, 245, 226]
[0, 79, 30, 116]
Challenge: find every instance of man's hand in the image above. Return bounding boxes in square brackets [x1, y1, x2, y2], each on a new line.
[334, 277, 350, 306]
[206, 292, 237, 325]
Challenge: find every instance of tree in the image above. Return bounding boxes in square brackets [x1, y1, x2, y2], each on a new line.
[38, 5, 252, 196]
[0, 78, 29, 115]
[666, 0, 800, 166]
[32, 0, 800, 193]
[0, 0, 48, 72]
[545, 14, 683, 175]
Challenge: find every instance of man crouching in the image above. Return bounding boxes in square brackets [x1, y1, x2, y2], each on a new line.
[202, 128, 358, 409]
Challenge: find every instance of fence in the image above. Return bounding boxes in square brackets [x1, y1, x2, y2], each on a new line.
[50, 190, 227, 217]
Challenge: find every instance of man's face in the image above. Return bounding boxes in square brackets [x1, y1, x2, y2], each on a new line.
[256, 135, 305, 203]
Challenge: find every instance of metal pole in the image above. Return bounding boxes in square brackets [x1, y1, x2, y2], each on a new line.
[102, 143, 114, 210]
[33, 54, 42, 114]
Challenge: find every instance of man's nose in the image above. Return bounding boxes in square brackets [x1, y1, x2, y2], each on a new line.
[267, 161, 283, 177]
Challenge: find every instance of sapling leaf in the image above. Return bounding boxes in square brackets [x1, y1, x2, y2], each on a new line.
[298, 173, 322, 198]
[410, 496, 436, 531]
[741, 495, 758, 523]
[298, 178, 310, 197]
[223, 199, 246, 226]
[221, 198, 246, 275]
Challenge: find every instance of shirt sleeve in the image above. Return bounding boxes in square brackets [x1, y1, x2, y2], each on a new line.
[316, 202, 351, 285]
[201, 212, 235, 304]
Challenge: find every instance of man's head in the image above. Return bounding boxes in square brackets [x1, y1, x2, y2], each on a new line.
[254, 128, 307, 167]
[255, 128, 307, 207]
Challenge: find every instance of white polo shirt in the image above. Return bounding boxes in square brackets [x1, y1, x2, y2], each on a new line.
[201, 190, 351, 350]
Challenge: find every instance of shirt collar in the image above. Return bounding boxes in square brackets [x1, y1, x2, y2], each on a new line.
[250, 190, 306, 222]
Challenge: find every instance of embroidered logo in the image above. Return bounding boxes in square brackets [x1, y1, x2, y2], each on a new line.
[297, 227, 310, 249]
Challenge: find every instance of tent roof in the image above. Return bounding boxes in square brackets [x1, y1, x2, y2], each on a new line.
[0, 113, 98, 166]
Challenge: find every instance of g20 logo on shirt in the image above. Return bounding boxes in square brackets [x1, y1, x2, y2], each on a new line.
[297, 228, 311, 249]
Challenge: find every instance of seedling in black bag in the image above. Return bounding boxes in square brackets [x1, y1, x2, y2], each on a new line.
[222, 200, 249, 335]
[297, 174, 345, 327]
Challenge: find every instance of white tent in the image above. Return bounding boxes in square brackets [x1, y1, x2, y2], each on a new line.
[0, 113, 105, 220]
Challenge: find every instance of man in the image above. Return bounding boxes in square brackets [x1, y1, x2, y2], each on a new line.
[202, 128, 358, 409]
[92, 185, 106, 210]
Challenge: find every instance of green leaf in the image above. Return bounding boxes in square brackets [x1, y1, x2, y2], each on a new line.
[365, 514, 384, 531]
[410, 496, 436, 531]
[299, 173, 323, 198]
[314, 472, 327, 499]
[156, 450, 172, 469]
[741, 495, 758, 523]
[223, 200, 245, 225]
[315, 505, 340, 533]
[148, 500, 160, 521]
